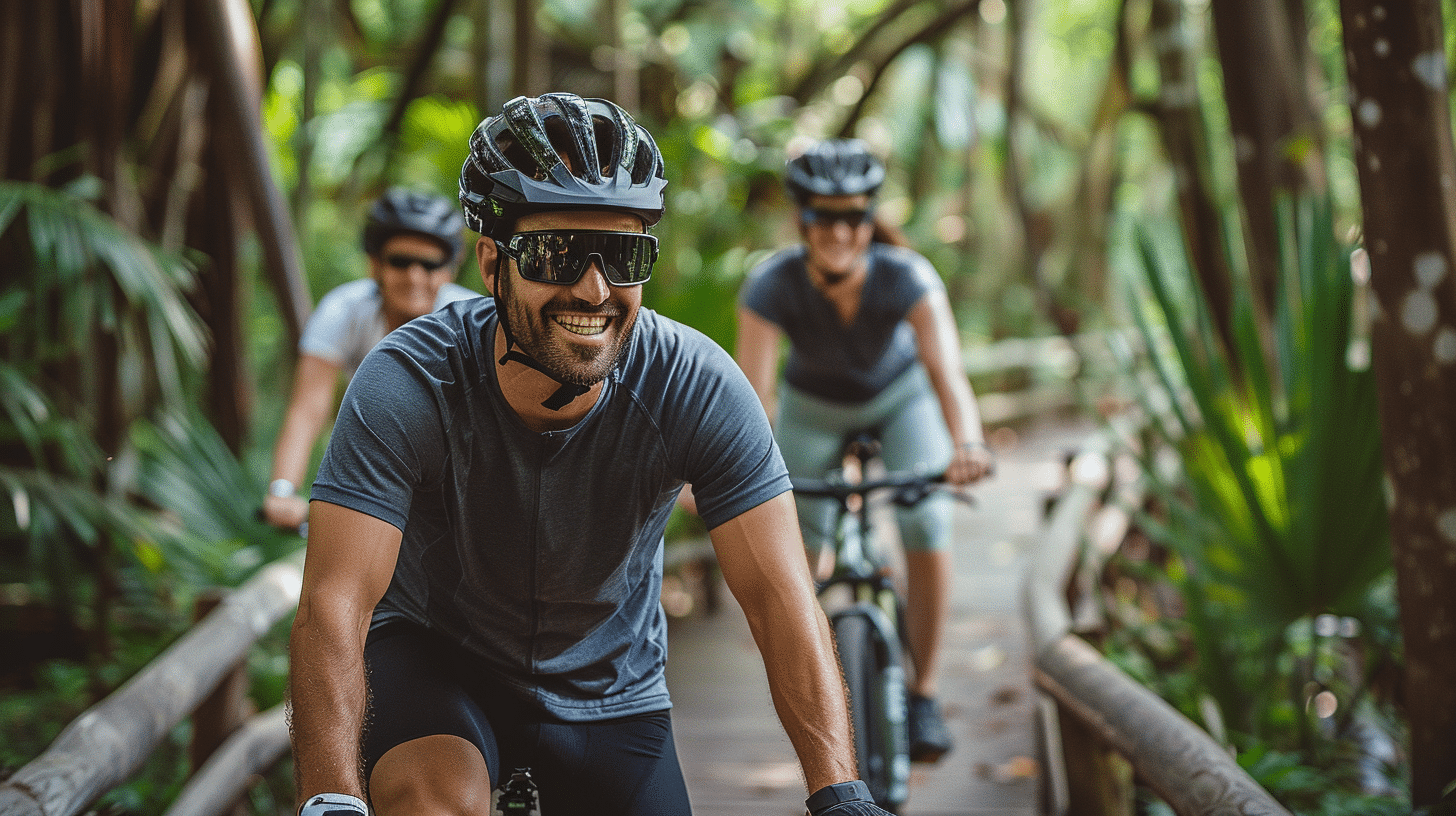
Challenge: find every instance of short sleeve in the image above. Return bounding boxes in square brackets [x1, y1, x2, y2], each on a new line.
[299, 280, 385, 373]
[738, 250, 798, 329]
[311, 340, 449, 531]
[665, 335, 792, 529]
[896, 248, 945, 308]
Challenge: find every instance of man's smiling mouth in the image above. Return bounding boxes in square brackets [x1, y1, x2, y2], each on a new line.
[553, 314, 610, 336]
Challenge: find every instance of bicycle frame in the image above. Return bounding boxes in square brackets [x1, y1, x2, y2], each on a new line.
[792, 446, 945, 814]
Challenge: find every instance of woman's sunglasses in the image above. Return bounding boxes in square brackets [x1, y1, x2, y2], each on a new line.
[498, 230, 658, 286]
[384, 253, 450, 272]
[800, 207, 873, 229]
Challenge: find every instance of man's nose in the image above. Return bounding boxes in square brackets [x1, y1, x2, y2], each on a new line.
[569, 254, 611, 302]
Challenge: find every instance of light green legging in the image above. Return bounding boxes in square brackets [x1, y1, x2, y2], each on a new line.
[775, 364, 954, 555]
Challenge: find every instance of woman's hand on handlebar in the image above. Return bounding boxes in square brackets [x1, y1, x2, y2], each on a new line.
[944, 441, 995, 486]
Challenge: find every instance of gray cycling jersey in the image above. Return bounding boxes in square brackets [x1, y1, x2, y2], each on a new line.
[312, 298, 790, 721]
[299, 278, 479, 376]
[739, 243, 943, 403]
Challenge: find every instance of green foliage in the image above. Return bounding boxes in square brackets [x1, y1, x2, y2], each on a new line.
[1121, 193, 1390, 726]
[0, 182, 301, 808]
[0, 181, 210, 612]
[1109, 194, 1402, 809]
[1238, 740, 1409, 816]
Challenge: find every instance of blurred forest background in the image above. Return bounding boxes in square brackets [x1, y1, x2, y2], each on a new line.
[3, 0, 1456, 813]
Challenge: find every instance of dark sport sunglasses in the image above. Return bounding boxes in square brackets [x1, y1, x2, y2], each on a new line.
[384, 253, 450, 272]
[498, 230, 658, 286]
[800, 207, 874, 229]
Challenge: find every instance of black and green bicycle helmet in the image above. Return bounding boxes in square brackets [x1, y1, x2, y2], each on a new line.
[459, 93, 668, 240]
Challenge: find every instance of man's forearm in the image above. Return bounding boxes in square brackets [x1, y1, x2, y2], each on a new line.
[712, 495, 858, 791]
[288, 610, 370, 802]
[747, 599, 858, 791]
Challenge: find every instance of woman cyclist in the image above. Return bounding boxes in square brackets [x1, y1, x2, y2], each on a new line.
[735, 138, 994, 763]
[262, 189, 475, 530]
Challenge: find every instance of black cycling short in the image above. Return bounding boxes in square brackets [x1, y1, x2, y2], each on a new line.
[362, 620, 693, 816]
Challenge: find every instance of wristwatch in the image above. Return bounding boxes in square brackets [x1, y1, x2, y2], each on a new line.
[297, 793, 366, 816]
[268, 478, 296, 498]
[806, 780, 872, 813]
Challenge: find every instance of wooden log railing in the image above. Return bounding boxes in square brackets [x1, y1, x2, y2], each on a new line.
[962, 330, 1138, 426]
[0, 550, 305, 816]
[1022, 421, 1294, 816]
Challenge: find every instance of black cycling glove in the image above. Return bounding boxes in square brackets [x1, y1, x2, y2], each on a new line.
[806, 781, 892, 816]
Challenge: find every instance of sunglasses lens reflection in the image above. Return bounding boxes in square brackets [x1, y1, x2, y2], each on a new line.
[507, 231, 658, 286]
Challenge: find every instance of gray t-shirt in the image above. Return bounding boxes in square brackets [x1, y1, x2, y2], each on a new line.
[299, 278, 479, 376]
[312, 298, 790, 720]
[739, 243, 943, 403]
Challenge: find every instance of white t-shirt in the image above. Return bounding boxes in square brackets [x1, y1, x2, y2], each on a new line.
[298, 278, 479, 376]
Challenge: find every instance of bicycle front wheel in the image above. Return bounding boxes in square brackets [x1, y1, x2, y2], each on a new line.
[832, 604, 909, 813]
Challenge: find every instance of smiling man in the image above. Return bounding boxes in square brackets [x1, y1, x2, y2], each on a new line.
[287, 94, 894, 816]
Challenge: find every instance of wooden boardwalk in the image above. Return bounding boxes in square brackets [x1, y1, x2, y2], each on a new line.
[666, 416, 1093, 816]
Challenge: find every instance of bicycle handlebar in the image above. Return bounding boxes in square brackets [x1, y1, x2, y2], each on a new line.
[790, 469, 947, 501]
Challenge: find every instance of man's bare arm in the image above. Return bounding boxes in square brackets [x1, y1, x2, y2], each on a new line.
[289, 500, 403, 805]
[709, 492, 857, 792]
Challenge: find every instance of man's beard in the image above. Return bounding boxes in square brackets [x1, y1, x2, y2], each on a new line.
[497, 271, 638, 386]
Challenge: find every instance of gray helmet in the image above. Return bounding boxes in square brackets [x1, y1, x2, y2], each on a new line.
[363, 188, 465, 262]
[784, 138, 885, 205]
[459, 93, 667, 239]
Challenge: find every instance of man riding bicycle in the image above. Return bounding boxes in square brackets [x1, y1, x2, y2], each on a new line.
[288, 93, 893, 816]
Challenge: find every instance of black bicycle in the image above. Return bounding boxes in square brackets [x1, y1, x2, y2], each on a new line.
[493, 768, 541, 816]
[791, 435, 967, 814]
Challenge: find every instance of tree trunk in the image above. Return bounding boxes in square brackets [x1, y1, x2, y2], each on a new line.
[1209, 0, 1325, 318]
[511, 0, 546, 97]
[1004, 0, 1079, 337]
[1146, 0, 1238, 363]
[1337, 0, 1456, 808]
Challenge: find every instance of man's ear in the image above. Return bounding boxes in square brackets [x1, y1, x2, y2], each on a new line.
[476, 236, 498, 294]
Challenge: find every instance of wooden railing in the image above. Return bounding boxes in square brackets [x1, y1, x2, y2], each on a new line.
[1023, 418, 1294, 816]
[961, 330, 1136, 426]
[0, 551, 305, 816]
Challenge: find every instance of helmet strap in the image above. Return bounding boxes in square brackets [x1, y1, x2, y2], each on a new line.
[494, 255, 592, 411]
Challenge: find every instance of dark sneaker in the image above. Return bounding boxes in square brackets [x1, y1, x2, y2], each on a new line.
[908, 693, 953, 763]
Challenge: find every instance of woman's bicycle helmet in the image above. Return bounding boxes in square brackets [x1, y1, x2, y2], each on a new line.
[784, 138, 885, 205]
[363, 188, 466, 263]
[459, 93, 668, 240]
